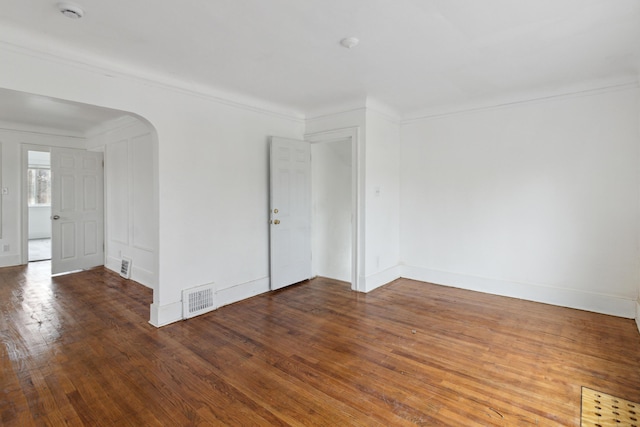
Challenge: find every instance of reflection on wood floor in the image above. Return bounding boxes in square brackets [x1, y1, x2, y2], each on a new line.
[1, 261, 639, 426]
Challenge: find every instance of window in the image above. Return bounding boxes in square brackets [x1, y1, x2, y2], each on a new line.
[27, 168, 51, 206]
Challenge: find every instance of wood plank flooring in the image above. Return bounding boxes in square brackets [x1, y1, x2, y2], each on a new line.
[1, 262, 639, 426]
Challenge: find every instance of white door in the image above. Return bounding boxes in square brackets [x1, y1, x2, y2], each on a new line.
[51, 148, 104, 275]
[270, 137, 312, 290]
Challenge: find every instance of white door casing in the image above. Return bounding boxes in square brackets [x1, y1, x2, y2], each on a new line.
[269, 137, 312, 290]
[305, 127, 362, 291]
[51, 148, 104, 275]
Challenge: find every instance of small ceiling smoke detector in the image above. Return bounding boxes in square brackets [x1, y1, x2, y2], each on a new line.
[58, 2, 84, 19]
[340, 37, 359, 49]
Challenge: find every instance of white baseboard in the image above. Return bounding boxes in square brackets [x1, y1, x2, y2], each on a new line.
[216, 277, 270, 309]
[636, 301, 640, 334]
[401, 265, 636, 319]
[105, 255, 154, 288]
[149, 301, 182, 327]
[130, 266, 155, 289]
[0, 254, 23, 268]
[148, 277, 271, 327]
[363, 265, 402, 293]
[105, 256, 121, 275]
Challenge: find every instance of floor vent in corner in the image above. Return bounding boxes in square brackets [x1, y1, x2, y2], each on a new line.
[120, 257, 132, 279]
[182, 284, 215, 319]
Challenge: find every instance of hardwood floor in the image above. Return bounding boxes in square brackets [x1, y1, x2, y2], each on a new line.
[1, 262, 639, 426]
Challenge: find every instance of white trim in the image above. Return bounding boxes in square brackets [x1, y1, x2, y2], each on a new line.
[85, 115, 140, 138]
[363, 265, 401, 293]
[402, 81, 640, 124]
[0, 254, 22, 268]
[636, 301, 640, 335]
[2, 31, 635, 125]
[21, 144, 51, 265]
[148, 277, 271, 327]
[365, 97, 402, 123]
[305, 104, 367, 121]
[149, 301, 182, 327]
[132, 266, 154, 288]
[0, 39, 305, 123]
[216, 277, 271, 309]
[402, 265, 637, 319]
[304, 98, 400, 123]
[305, 127, 364, 292]
[0, 120, 86, 138]
[105, 255, 154, 288]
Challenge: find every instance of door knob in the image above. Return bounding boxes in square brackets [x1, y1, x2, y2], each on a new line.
[52, 215, 60, 220]
[273, 219, 280, 224]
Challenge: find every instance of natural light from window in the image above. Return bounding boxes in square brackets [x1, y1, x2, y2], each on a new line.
[27, 168, 51, 206]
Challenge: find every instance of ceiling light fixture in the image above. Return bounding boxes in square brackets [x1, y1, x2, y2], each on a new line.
[58, 2, 84, 19]
[340, 37, 359, 49]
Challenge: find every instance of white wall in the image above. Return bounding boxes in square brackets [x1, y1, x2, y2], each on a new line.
[0, 44, 304, 326]
[401, 87, 640, 318]
[87, 118, 157, 288]
[311, 139, 351, 282]
[306, 108, 366, 291]
[363, 109, 401, 291]
[5, 36, 637, 327]
[28, 206, 50, 239]
[306, 105, 402, 292]
[0, 127, 84, 267]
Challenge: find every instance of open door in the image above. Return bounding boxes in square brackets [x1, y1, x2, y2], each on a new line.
[51, 147, 104, 275]
[269, 137, 312, 290]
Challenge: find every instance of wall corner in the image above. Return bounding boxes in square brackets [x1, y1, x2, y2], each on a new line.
[363, 265, 402, 292]
[149, 301, 182, 327]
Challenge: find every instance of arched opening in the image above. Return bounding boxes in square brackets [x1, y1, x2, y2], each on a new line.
[0, 88, 159, 317]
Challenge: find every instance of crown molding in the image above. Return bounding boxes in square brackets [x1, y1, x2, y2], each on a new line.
[402, 78, 640, 124]
[3, 25, 636, 128]
[84, 115, 141, 138]
[305, 97, 401, 124]
[305, 98, 368, 121]
[0, 31, 305, 124]
[0, 120, 85, 139]
[364, 97, 401, 123]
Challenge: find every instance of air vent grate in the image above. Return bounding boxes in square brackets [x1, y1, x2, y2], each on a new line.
[182, 284, 215, 319]
[120, 257, 132, 279]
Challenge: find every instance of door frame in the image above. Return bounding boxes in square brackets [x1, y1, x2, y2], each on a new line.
[304, 127, 364, 292]
[20, 144, 106, 272]
[20, 144, 51, 265]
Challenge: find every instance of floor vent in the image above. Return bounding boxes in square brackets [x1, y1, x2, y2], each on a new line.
[120, 257, 132, 279]
[581, 386, 639, 427]
[182, 284, 215, 319]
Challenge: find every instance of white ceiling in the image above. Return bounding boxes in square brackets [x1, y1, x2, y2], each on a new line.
[0, 0, 639, 129]
[0, 88, 129, 134]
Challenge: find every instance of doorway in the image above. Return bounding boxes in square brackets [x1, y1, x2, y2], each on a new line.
[311, 138, 352, 282]
[306, 127, 362, 291]
[22, 145, 105, 274]
[269, 127, 362, 292]
[26, 148, 52, 262]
